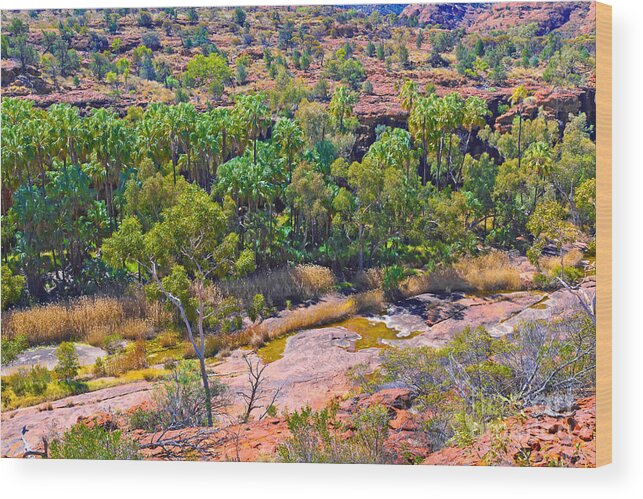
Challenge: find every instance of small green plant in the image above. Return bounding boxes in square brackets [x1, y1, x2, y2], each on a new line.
[55, 342, 80, 387]
[6, 365, 51, 397]
[382, 265, 412, 300]
[50, 423, 139, 460]
[93, 357, 107, 377]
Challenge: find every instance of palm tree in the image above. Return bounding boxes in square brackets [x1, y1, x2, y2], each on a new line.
[510, 84, 530, 169]
[329, 85, 357, 134]
[234, 93, 270, 165]
[399, 79, 418, 112]
[273, 117, 304, 183]
[408, 94, 438, 185]
[458, 95, 490, 183]
[524, 141, 553, 213]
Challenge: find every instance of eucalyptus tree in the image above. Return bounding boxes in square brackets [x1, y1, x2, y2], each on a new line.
[551, 113, 595, 225]
[103, 184, 254, 427]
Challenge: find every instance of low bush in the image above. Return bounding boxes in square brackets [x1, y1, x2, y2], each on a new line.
[54, 342, 80, 387]
[1, 333, 28, 365]
[49, 422, 139, 460]
[539, 248, 583, 275]
[6, 365, 51, 397]
[277, 403, 392, 464]
[105, 339, 147, 376]
[379, 314, 595, 450]
[144, 360, 229, 430]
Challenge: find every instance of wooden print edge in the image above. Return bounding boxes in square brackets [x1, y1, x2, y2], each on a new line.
[596, 1, 612, 467]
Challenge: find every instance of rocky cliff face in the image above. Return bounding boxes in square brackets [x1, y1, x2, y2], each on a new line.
[401, 2, 595, 36]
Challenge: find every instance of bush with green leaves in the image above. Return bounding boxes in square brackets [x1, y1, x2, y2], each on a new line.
[146, 360, 229, 430]
[50, 423, 139, 460]
[6, 365, 51, 397]
[1, 264, 25, 310]
[1, 333, 28, 365]
[380, 314, 595, 450]
[277, 403, 392, 464]
[54, 342, 80, 386]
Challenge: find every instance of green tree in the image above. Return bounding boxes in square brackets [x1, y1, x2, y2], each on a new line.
[184, 53, 232, 99]
[329, 86, 357, 133]
[103, 185, 253, 426]
[527, 201, 579, 279]
[55, 342, 80, 387]
[234, 93, 270, 165]
[510, 85, 530, 170]
[273, 117, 304, 183]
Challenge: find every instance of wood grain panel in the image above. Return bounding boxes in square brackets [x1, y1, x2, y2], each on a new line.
[596, 1, 612, 468]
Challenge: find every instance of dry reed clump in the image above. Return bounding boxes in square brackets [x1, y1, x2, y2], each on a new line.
[454, 252, 523, 291]
[3, 294, 164, 347]
[204, 290, 385, 356]
[353, 268, 383, 291]
[403, 252, 523, 295]
[220, 264, 336, 307]
[105, 340, 148, 377]
[157, 330, 181, 348]
[539, 248, 584, 276]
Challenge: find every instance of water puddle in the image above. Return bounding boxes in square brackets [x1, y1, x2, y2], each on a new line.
[329, 316, 421, 350]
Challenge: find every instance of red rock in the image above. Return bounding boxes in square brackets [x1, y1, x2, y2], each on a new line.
[579, 427, 594, 442]
[389, 410, 417, 431]
[362, 388, 412, 410]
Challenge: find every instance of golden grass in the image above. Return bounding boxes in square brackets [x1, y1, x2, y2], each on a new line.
[104, 340, 148, 377]
[353, 268, 383, 291]
[454, 252, 523, 291]
[539, 248, 584, 276]
[3, 294, 168, 347]
[403, 252, 524, 295]
[220, 264, 336, 306]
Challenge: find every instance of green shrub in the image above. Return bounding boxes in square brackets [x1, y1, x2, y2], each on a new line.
[150, 360, 228, 429]
[277, 403, 392, 464]
[382, 265, 412, 300]
[55, 342, 80, 386]
[1, 264, 25, 310]
[1, 333, 28, 365]
[128, 406, 162, 431]
[6, 365, 51, 397]
[93, 357, 107, 377]
[50, 423, 139, 460]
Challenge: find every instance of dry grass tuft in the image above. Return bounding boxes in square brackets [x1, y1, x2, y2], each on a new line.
[105, 339, 148, 376]
[3, 294, 167, 347]
[539, 248, 584, 276]
[220, 264, 335, 307]
[353, 268, 383, 291]
[404, 252, 524, 295]
[454, 252, 523, 291]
